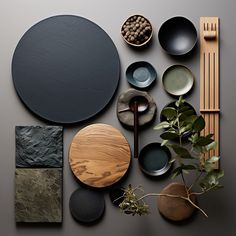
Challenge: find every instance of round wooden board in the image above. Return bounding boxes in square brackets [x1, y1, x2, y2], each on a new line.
[69, 124, 131, 188]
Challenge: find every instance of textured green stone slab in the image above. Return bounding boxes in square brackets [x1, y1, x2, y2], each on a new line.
[16, 126, 63, 167]
[15, 168, 62, 223]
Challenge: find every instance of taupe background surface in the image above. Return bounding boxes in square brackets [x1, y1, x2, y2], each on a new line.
[0, 0, 236, 235]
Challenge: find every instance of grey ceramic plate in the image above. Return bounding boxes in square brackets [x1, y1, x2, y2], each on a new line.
[162, 65, 194, 96]
[126, 61, 157, 89]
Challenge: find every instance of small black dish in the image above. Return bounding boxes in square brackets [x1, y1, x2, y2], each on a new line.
[139, 143, 172, 176]
[158, 16, 197, 56]
[109, 187, 125, 207]
[69, 188, 105, 224]
[126, 61, 157, 89]
[160, 101, 197, 138]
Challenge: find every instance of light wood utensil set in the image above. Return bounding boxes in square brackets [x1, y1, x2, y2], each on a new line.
[200, 17, 220, 169]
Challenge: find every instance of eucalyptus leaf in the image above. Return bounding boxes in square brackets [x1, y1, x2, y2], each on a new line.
[160, 132, 179, 140]
[154, 121, 170, 130]
[204, 161, 214, 173]
[208, 156, 220, 163]
[179, 110, 195, 121]
[171, 166, 182, 178]
[184, 115, 198, 124]
[196, 137, 214, 146]
[193, 116, 205, 132]
[175, 96, 185, 107]
[171, 145, 193, 159]
[161, 139, 169, 146]
[161, 107, 177, 120]
[206, 141, 218, 151]
[200, 170, 224, 191]
[206, 134, 214, 139]
[179, 105, 191, 113]
[180, 124, 192, 134]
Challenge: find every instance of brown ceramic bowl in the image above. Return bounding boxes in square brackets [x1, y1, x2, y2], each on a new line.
[121, 15, 153, 47]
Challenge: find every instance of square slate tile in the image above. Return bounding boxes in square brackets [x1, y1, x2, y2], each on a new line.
[16, 126, 63, 167]
[15, 168, 62, 223]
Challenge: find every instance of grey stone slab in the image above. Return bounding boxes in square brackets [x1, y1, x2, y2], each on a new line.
[15, 168, 62, 223]
[16, 126, 63, 168]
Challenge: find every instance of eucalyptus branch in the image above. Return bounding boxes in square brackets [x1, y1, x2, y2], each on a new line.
[189, 185, 218, 196]
[137, 192, 208, 218]
[188, 171, 203, 191]
[187, 197, 208, 218]
[137, 193, 188, 201]
[120, 97, 224, 220]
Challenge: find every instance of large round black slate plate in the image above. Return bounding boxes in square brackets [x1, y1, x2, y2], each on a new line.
[12, 15, 120, 123]
[69, 188, 105, 224]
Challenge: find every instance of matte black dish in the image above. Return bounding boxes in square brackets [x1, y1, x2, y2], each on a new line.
[69, 188, 105, 224]
[158, 16, 197, 56]
[126, 61, 157, 89]
[109, 187, 125, 207]
[139, 143, 172, 176]
[12, 15, 120, 124]
[160, 101, 197, 138]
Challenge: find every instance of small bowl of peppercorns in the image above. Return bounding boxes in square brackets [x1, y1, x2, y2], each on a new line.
[121, 15, 153, 47]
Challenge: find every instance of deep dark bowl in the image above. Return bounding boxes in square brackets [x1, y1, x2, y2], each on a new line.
[158, 16, 197, 56]
[139, 143, 172, 176]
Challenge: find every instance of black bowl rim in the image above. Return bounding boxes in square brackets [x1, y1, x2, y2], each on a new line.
[158, 16, 198, 56]
[138, 142, 172, 176]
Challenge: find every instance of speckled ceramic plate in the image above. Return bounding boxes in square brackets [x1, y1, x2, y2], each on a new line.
[126, 61, 157, 89]
[162, 65, 194, 96]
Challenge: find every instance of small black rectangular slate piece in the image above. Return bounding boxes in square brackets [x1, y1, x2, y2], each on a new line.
[15, 126, 63, 168]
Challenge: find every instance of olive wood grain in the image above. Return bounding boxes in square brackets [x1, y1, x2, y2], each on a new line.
[69, 124, 131, 188]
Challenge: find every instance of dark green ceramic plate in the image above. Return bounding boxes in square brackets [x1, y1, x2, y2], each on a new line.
[139, 143, 172, 176]
[126, 61, 157, 89]
[162, 65, 194, 96]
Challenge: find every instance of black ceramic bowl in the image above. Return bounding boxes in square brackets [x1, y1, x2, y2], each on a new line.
[158, 16, 197, 56]
[139, 143, 172, 176]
